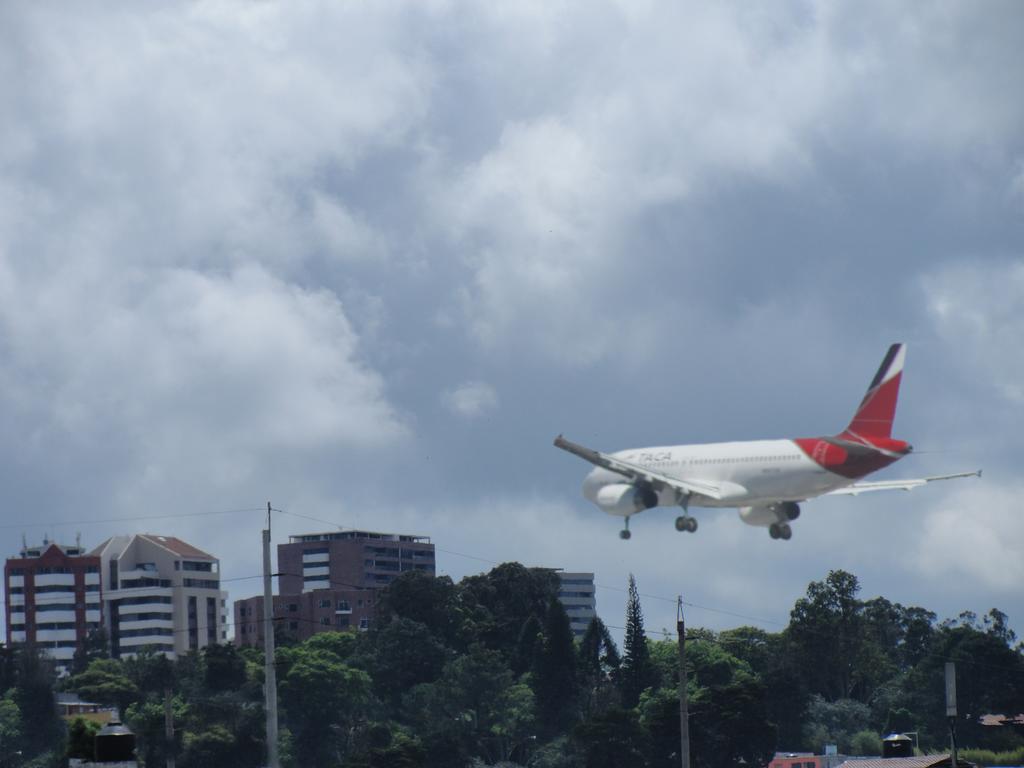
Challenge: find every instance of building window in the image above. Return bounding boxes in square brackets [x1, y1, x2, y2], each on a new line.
[287, 603, 298, 613]
[319, 599, 331, 609]
[320, 617, 330, 625]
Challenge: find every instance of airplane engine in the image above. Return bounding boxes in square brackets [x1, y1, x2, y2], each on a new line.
[739, 505, 775, 527]
[738, 502, 800, 526]
[594, 483, 659, 517]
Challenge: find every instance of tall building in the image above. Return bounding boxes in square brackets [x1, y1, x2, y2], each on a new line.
[278, 530, 436, 593]
[234, 529, 435, 648]
[4, 540, 102, 672]
[557, 571, 597, 638]
[89, 534, 227, 659]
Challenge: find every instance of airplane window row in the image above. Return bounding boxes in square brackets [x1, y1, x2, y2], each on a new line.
[642, 455, 802, 467]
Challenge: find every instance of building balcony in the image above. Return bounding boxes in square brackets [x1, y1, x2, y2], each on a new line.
[34, 573, 76, 588]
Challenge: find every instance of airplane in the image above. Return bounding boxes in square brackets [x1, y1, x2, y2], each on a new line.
[554, 343, 980, 540]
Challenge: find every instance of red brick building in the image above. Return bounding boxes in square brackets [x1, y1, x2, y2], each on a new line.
[4, 541, 102, 671]
[234, 530, 435, 647]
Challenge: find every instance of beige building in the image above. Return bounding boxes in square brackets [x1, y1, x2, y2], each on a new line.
[90, 534, 227, 658]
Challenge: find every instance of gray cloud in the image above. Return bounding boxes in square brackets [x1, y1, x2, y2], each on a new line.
[1, 0, 1022, 640]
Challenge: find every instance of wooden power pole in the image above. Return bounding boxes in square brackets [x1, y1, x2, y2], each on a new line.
[677, 597, 691, 768]
[263, 502, 280, 768]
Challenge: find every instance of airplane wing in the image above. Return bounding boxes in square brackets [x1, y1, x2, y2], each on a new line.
[826, 470, 981, 496]
[553, 435, 724, 500]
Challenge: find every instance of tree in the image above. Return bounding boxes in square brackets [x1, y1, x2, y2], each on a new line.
[0, 694, 23, 767]
[690, 677, 776, 768]
[9, 644, 65, 764]
[68, 658, 137, 714]
[403, 645, 534, 768]
[70, 627, 109, 676]
[278, 641, 372, 767]
[457, 564, 560, 660]
[801, 695, 872, 753]
[377, 571, 462, 648]
[572, 708, 649, 768]
[202, 643, 248, 693]
[578, 617, 620, 715]
[619, 574, 655, 709]
[788, 570, 865, 700]
[368, 617, 449, 712]
[181, 724, 237, 768]
[66, 717, 101, 761]
[532, 599, 579, 735]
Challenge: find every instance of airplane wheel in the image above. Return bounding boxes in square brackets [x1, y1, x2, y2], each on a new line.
[769, 523, 780, 539]
[675, 516, 687, 531]
[787, 503, 800, 521]
[687, 517, 698, 533]
[619, 529, 632, 540]
[780, 523, 792, 540]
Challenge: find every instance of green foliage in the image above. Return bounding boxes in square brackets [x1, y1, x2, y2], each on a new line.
[66, 716, 101, 760]
[278, 643, 372, 766]
[0, 693, 24, 766]
[848, 729, 882, 756]
[573, 707, 650, 768]
[802, 695, 872, 753]
[532, 599, 578, 735]
[68, 658, 137, 713]
[181, 724, 236, 768]
[578, 617, 620, 715]
[367, 617, 450, 710]
[457, 563, 560, 660]
[620, 574, 655, 709]
[8, 645, 65, 763]
[5, 564, 1021, 768]
[959, 747, 1024, 766]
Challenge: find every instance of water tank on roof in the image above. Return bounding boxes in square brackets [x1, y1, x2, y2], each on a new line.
[882, 733, 913, 758]
[95, 718, 136, 762]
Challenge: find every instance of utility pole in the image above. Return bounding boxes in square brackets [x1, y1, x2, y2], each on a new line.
[263, 502, 280, 768]
[677, 596, 691, 768]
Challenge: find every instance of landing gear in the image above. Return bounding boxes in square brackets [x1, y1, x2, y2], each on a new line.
[675, 515, 698, 533]
[620, 516, 632, 540]
[768, 522, 792, 540]
[674, 491, 697, 533]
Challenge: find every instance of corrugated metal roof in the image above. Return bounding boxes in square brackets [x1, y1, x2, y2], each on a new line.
[836, 756, 974, 768]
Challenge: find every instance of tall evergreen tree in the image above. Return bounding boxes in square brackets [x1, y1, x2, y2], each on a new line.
[619, 573, 654, 709]
[533, 598, 579, 734]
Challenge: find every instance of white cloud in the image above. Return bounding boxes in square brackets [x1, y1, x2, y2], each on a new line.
[442, 381, 499, 418]
[911, 481, 1024, 589]
[923, 260, 1024, 403]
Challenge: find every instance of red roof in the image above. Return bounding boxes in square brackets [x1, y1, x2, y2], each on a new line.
[138, 534, 215, 560]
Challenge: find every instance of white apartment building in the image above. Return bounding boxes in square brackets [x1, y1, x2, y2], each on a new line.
[557, 571, 597, 638]
[90, 534, 227, 659]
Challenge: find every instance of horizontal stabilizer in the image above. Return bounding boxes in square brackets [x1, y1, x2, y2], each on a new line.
[827, 470, 981, 496]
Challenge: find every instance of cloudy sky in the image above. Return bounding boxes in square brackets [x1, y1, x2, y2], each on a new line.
[2, 1, 1022, 644]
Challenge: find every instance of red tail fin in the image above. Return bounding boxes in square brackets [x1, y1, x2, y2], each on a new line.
[844, 344, 906, 439]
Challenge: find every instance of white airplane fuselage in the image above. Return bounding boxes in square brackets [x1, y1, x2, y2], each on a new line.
[558, 344, 979, 541]
[582, 439, 857, 514]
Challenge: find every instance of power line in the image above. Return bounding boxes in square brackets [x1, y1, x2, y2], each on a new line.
[0, 507, 267, 531]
